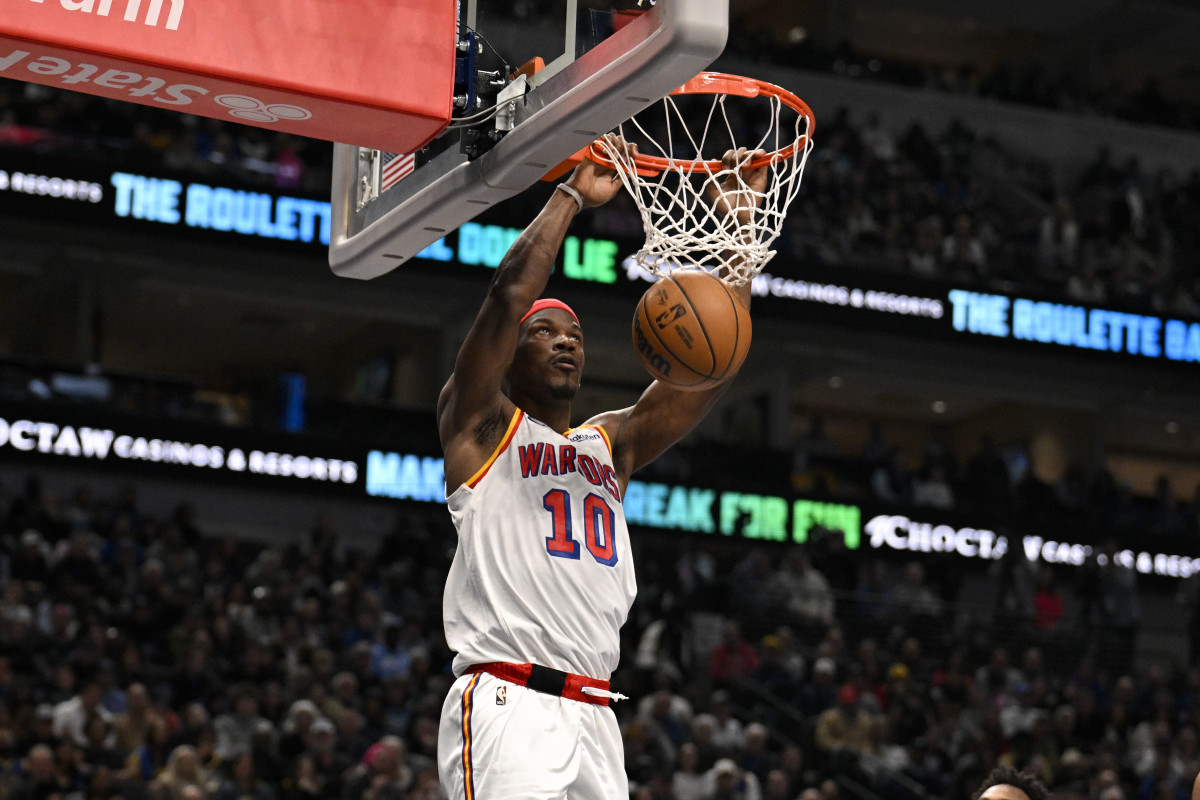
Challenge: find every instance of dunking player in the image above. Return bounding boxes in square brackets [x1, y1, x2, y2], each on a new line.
[436, 138, 766, 800]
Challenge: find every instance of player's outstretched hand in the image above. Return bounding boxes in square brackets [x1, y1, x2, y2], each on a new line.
[706, 147, 768, 226]
[567, 134, 634, 209]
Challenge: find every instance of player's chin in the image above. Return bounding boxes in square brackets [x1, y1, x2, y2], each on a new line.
[548, 375, 581, 401]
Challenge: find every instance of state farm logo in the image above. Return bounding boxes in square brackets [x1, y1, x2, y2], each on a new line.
[216, 95, 312, 124]
[26, 0, 186, 31]
[0, 49, 316, 126]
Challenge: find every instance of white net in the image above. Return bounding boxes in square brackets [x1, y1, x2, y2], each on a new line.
[592, 75, 814, 286]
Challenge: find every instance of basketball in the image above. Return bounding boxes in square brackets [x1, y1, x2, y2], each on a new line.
[632, 270, 752, 391]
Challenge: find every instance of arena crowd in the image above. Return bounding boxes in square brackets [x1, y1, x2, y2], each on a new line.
[0, 473, 1197, 800]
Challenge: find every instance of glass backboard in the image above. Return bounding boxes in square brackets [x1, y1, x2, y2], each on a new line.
[328, 0, 729, 280]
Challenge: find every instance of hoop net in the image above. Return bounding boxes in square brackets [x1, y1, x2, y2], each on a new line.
[591, 72, 815, 285]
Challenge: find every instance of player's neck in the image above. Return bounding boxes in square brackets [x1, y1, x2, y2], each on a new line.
[511, 392, 572, 434]
[529, 403, 572, 434]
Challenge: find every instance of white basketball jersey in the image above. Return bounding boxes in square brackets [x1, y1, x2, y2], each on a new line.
[444, 409, 636, 680]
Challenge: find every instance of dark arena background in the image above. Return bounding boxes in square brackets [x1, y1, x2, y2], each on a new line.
[2, 1, 1200, 799]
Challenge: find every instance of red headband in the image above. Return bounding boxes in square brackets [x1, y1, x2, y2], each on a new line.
[520, 298, 579, 326]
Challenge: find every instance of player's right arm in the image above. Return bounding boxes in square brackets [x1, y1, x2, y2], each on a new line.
[437, 148, 625, 491]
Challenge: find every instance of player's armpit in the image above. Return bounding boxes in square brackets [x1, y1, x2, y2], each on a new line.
[591, 376, 736, 492]
[437, 377, 517, 492]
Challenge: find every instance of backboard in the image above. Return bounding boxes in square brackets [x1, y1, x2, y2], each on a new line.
[328, 0, 730, 280]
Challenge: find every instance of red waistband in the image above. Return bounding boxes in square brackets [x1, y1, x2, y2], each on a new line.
[465, 662, 611, 706]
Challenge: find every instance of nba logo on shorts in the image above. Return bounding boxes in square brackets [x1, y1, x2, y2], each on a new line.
[496, 686, 507, 705]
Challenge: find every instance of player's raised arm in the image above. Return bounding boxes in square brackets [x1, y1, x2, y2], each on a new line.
[437, 141, 627, 490]
[591, 149, 767, 492]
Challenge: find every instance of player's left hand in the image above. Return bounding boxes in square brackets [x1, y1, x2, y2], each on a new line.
[706, 147, 768, 226]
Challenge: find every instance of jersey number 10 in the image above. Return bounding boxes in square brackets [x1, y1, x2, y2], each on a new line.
[542, 489, 619, 567]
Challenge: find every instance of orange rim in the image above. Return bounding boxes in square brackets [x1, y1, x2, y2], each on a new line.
[588, 72, 815, 176]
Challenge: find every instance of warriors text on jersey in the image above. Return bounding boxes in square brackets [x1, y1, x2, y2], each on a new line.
[444, 409, 637, 679]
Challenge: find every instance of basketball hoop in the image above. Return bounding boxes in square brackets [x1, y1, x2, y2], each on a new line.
[590, 72, 815, 285]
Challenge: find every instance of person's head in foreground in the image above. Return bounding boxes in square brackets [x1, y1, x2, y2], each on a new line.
[972, 765, 1052, 800]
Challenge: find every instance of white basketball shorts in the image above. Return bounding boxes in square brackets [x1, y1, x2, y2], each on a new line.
[438, 671, 627, 800]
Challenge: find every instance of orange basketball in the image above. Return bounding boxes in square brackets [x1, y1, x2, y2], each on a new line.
[631, 271, 752, 391]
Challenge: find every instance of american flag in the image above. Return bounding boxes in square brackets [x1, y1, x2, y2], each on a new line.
[380, 151, 415, 192]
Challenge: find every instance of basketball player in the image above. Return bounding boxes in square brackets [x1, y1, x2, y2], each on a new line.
[972, 765, 1051, 800]
[435, 137, 766, 800]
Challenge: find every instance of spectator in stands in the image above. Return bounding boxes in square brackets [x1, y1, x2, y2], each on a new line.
[52, 677, 111, 747]
[705, 757, 761, 800]
[9, 529, 51, 584]
[943, 212, 989, 281]
[83, 713, 125, 771]
[280, 754, 324, 800]
[892, 562, 944, 621]
[278, 700, 322, 761]
[214, 684, 269, 761]
[304, 717, 348, 797]
[972, 763, 1052, 799]
[768, 553, 835, 639]
[870, 448, 914, 505]
[854, 562, 895, 640]
[975, 647, 1023, 696]
[814, 683, 876, 781]
[113, 682, 154, 755]
[11, 743, 72, 800]
[341, 737, 410, 800]
[151, 744, 209, 800]
[861, 113, 898, 162]
[751, 632, 804, 701]
[211, 752, 272, 800]
[798, 657, 840, 717]
[740, 723, 775, 784]
[1038, 198, 1081, 279]
[710, 621, 760, 690]
[1098, 548, 1141, 673]
[1032, 569, 1064, 631]
[992, 542, 1037, 626]
[709, 691, 746, 756]
[906, 216, 944, 278]
[913, 463, 955, 509]
[762, 768, 791, 800]
[638, 689, 691, 756]
[369, 622, 411, 682]
[689, 714, 722, 771]
[673, 742, 708, 800]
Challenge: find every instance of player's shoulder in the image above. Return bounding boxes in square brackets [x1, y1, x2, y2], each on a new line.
[580, 407, 632, 441]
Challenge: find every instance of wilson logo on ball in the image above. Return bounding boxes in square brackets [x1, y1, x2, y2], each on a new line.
[633, 318, 672, 377]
